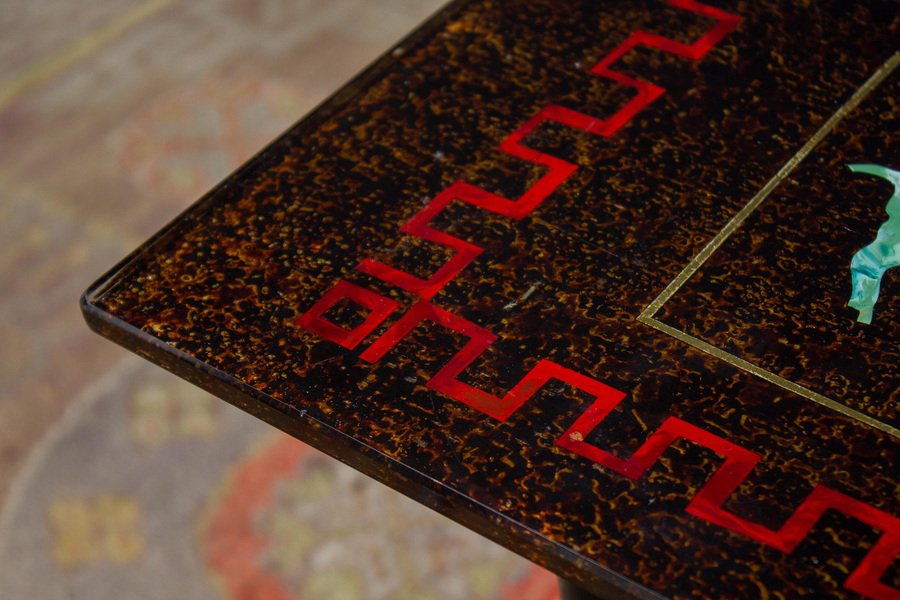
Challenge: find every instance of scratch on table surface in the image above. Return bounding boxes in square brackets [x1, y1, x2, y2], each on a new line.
[503, 281, 543, 311]
[532, 217, 625, 260]
[309, 355, 342, 369]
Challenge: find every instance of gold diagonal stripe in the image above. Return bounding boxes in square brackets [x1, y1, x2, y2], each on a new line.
[638, 316, 900, 438]
[0, 0, 175, 111]
[638, 53, 900, 439]
[640, 52, 900, 322]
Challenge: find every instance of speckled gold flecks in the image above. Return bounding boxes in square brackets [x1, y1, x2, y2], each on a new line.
[86, 0, 900, 597]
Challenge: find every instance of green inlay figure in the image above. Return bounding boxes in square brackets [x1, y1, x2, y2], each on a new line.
[847, 163, 900, 324]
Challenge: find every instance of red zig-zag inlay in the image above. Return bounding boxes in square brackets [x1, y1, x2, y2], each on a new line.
[359, 300, 625, 421]
[358, 298, 900, 597]
[355, 303, 899, 598]
[474, 0, 742, 218]
[559, 400, 900, 599]
[357, 0, 742, 298]
[585, 0, 741, 134]
[296, 279, 398, 349]
[357, 183, 485, 300]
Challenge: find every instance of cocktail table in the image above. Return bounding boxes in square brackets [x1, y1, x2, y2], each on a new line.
[83, 1, 900, 597]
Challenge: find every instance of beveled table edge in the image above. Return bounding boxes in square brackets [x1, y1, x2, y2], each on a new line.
[80, 0, 663, 597]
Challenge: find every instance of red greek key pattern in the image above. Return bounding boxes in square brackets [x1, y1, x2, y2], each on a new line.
[560, 397, 900, 599]
[357, 0, 740, 297]
[359, 300, 624, 421]
[297, 280, 399, 349]
[297, 2, 900, 597]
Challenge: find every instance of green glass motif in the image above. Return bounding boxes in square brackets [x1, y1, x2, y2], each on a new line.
[847, 163, 900, 324]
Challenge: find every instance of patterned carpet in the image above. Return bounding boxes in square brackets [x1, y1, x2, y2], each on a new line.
[0, 1, 558, 597]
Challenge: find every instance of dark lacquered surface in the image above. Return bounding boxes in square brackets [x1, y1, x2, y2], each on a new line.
[83, 1, 899, 598]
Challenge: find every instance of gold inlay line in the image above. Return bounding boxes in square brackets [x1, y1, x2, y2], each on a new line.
[640, 52, 900, 322]
[639, 316, 900, 438]
[638, 52, 900, 439]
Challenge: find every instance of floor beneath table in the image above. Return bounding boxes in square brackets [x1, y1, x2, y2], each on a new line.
[0, 1, 558, 598]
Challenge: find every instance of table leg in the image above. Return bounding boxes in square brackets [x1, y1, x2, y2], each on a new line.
[557, 577, 607, 600]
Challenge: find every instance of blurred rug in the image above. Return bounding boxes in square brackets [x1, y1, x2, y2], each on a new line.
[0, 356, 558, 599]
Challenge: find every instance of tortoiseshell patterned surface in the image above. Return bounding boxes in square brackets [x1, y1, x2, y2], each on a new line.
[83, 1, 899, 597]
